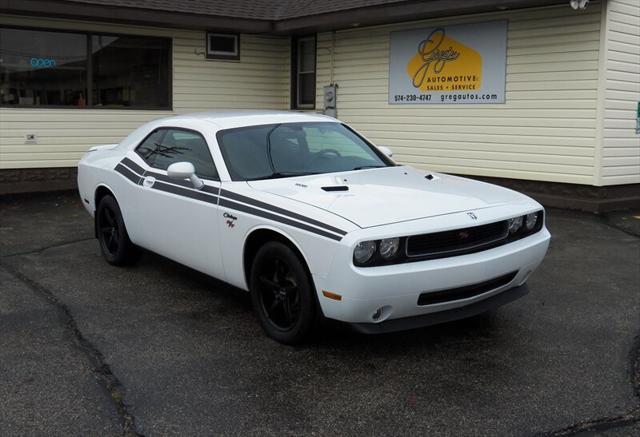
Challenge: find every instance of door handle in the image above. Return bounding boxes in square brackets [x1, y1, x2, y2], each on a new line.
[142, 176, 156, 188]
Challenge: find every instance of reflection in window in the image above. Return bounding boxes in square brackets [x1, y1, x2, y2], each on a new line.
[0, 28, 87, 107]
[0, 27, 171, 109]
[136, 128, 218, 180]
[92, 35, 170, 108]
[218, 122, 389, 181]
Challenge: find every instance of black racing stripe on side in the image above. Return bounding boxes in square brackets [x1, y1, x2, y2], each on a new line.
[153, 181, 218, 205]
[119, 160, 219, 193]
[219, 198, 342, 241]
[201, 185, 220, 195]
[219, 189, 347, 236]
[121, 157, 145, 176]
[115, 163, 142, 185]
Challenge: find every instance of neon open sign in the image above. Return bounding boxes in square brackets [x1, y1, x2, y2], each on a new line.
[30, 57, 57, 69]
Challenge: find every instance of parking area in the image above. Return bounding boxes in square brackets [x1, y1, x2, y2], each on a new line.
[1, 191, 639, 436]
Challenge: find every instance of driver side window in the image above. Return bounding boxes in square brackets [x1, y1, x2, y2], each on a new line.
[135, 128, 218, 180]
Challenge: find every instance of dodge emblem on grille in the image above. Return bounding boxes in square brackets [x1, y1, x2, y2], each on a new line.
[467, 212, 478, 220]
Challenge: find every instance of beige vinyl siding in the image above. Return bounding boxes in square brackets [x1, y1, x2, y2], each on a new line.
[0, 15, 290, 169]
[316, 4, 603, 185]
[599, 0, 640, 185]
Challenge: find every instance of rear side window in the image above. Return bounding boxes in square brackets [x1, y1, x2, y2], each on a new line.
[135, 128, 218, 180]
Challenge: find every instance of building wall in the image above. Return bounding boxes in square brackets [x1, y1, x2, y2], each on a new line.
[1, 3, 637, 189]
[0, 14, 290, 170]
[599, 0, 640, 185]
[316, 3, 605, 185]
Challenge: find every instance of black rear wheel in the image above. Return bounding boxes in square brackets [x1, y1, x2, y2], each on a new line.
[96, 195, 139, 266]
[250, 241, 317, 344]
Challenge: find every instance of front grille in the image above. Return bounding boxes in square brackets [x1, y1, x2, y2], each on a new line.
[417, 271, 518, 306]
[406, 220, 509, 259]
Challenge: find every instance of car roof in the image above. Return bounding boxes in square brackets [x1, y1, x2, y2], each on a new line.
[162, 110, 339, 130]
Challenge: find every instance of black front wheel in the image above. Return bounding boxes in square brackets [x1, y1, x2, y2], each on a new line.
[250, 241, 317, 344]
[96, 195, 139, 266]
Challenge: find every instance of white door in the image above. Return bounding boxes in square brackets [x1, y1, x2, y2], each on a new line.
[124, 127, 224, 279]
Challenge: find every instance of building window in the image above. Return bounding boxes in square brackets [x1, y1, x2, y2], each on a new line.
[0, 27, 171, 109]
[206, 33, 240, 60]
[0, 28, 88, 107]
[92, 35, 171, 108]
[292, 36, 316, 109]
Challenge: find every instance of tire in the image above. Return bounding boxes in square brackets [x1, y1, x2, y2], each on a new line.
[96, 195, 139, 266]
[250, 241, 317, 344]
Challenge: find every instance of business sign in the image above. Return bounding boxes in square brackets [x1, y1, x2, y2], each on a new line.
[389, 21, 507, 104]
[29, 57, 57, 69]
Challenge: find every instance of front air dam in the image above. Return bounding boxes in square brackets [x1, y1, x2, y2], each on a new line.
[350, 284, 529, 334]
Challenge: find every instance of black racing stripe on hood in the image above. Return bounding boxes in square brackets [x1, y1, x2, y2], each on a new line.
[219, 198, 342, 241]
[220, 189, 347, 236]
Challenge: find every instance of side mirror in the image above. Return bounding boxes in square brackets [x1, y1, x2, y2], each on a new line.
[167, 162, 204, 189]
[378, 145, 393, 158]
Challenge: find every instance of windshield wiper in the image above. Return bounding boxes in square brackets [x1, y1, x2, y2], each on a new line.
[352, 165, 386, 170]
[246, 171, 319, 181]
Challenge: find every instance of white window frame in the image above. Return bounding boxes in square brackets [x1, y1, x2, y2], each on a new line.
[295, 36, 316, 109]
[206, 32, 240, 60]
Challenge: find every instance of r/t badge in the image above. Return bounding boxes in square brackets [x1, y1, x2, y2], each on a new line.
[223, 212, 237, 228]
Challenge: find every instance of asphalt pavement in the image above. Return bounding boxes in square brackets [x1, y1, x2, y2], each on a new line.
[1, 191, 639, 436]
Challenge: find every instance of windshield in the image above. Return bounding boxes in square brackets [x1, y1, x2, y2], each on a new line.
[216, 122, 393, 181]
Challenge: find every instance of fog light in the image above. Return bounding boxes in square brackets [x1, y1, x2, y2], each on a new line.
[371, 305, 393, 322]
[354, 240, 376, 265]
[525, 212, 538, 231]
[508, 216, 523, 234]
[379, 238, 400, 260]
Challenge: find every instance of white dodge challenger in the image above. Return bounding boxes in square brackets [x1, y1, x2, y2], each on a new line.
[78, 111, 550, 344]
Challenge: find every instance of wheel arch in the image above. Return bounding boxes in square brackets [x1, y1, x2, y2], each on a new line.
[242, 227, 313, 291]
[94, 184, 115, 209]
[93, 184, 116, 238]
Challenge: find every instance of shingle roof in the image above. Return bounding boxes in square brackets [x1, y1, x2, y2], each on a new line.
[59, 0, 412, 20]
[6, 0, 568, 33]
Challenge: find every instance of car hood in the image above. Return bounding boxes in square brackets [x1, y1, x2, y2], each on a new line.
[247, 166, 528, 228]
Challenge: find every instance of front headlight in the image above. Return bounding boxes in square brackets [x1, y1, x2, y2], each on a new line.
[353, 238, 403, 266]
[506, 210, 544, 240]
[354, 240, 377, 265]
[525, 212, 538, 231]
[508, 216, 523, 234]
[379, 238, 400, 260]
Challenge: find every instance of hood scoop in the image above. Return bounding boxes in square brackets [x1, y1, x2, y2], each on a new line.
[321, 185, 349, 192]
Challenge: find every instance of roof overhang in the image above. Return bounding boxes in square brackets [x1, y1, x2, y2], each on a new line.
[0, 0, 272, 33]
[0, 0, 569, 34]
[275, 0, 569, 34]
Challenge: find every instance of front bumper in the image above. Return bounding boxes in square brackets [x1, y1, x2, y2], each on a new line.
[351, 283, 528, 334]
[313, 227, 550, 326]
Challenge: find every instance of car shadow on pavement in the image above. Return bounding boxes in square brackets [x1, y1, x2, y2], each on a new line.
[139, 246, 503, 349]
